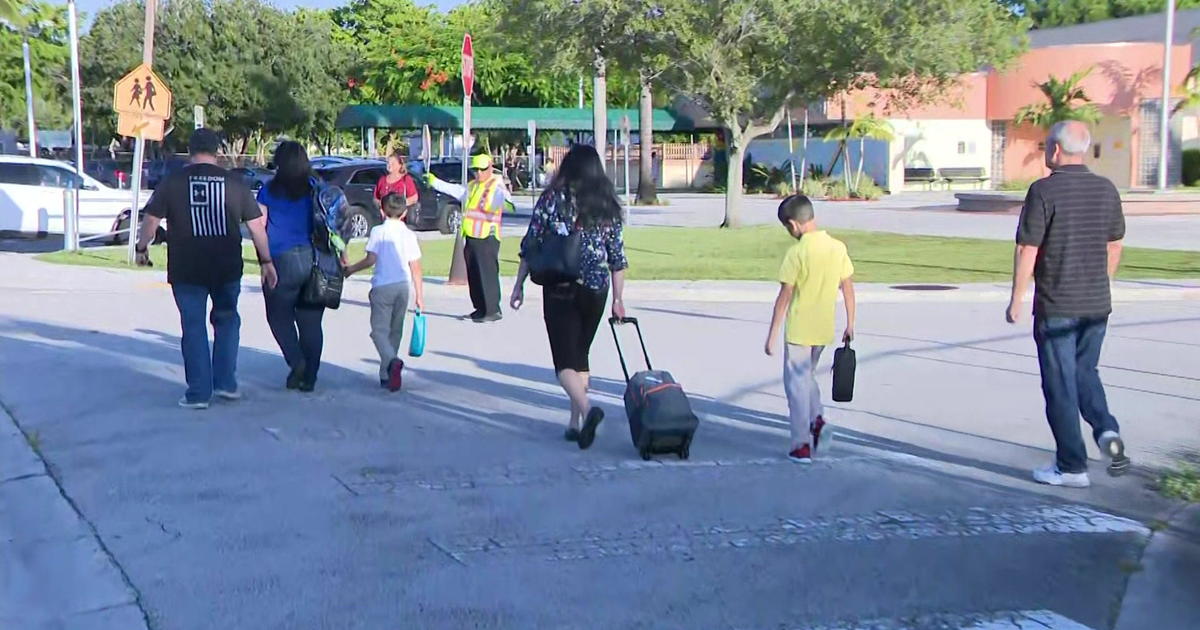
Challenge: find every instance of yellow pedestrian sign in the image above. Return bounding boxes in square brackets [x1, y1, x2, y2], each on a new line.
[113, 64, 172, 141]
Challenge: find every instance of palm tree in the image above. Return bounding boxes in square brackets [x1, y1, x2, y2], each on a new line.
[1014, 67, 1102, 129]
[824, 115, 895, 193]
[1175, 65, 1200, 115]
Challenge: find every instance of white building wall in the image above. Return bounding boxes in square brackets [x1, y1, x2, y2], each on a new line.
[888, 119, 994, 190]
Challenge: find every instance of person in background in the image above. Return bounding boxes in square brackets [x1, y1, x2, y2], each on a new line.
[764, 194, 855, 464]
[344, 193, 425, 392]
[426, 153, 515, 323]
[135, 128, 277, 409]
[257, 141, 326, 393]
[374, 150, 418, 220]
[1007, 120, 1130, 488]
[510, 144, 628, 450]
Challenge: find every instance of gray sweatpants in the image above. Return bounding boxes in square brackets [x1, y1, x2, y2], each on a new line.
[368, 282, 411, 381]
[783, 344, 825, 448]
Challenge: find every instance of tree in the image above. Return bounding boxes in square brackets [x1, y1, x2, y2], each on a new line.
[824, 114, 895, 194]
[1014, 67, 1102, 129]
[1175, 27, 1200, 115]
[656, 0, 1025, 227]
[1006, 0, 1200, 29]
[0, 1, 70, 137]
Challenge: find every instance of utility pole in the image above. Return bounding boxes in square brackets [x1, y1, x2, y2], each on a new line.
[66, 0, 83, 252]
[1157, 0, 1176, 190]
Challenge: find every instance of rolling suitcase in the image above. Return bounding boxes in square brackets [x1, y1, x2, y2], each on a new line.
[831, 340, 856, 403]
[609, 317, 700, 460]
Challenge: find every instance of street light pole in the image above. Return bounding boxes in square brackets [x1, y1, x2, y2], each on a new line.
[66, 0, 84, 252]
[22, 36, 36, 158]
[1157, 0, 1176, 190]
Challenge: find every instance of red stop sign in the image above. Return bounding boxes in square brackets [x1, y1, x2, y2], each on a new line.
[461, 33, 474, 98]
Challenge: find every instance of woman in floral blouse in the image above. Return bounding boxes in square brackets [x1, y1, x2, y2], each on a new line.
[510, 144, 628, 450]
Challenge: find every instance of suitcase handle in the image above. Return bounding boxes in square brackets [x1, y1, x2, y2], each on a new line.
[608, 316, 652, 383]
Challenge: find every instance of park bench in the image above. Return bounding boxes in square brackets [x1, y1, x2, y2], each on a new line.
[903, 167, 939, 190]
[938, 167, 989, 190]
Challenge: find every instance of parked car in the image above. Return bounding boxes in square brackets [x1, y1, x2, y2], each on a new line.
[315, 159, 463, 238]
[0, 155, 162, 243]
[83, 159, 130, 189]
[143, 158, 188, 189]
[309, 156, 353, 170]
[230, 166, 273, 194]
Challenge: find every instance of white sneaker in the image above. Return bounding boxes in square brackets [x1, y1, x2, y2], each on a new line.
[178, 397, 210, 410]
[214, 389, 242, 401]
[1098, 431, 1131, 477]
[1033, 464, 1090, 488]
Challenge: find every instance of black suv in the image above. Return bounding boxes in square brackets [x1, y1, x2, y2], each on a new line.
[315, 159, 463, 239]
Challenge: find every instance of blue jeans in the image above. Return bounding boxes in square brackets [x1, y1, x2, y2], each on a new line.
[172, 281, 242, 403]
[1033, 316, 1121, 474]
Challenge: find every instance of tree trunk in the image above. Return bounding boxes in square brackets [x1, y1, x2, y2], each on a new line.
[722, 130, 744, 228]
[855, 137, 865, 192]
[636, 76, 657, 205]
[592, 52, 607, 173]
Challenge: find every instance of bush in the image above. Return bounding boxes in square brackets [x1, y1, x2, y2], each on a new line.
[853, 178, 884, 200]
[826, 179, 851, 200]
[772, 180, 794, 197]
[1160, 466, 1200, 502]
[998, 177, 1037, 191]
[800, 176, 828, 198]
[1183, 149, 1200, 187]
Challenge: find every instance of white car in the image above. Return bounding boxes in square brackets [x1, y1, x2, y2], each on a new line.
[0, 155, 156, 243]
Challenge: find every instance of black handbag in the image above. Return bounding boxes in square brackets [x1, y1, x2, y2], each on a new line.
[301, 248, 343, 309]
[527, 192, 582, 286]
[831, 340, 856, 402]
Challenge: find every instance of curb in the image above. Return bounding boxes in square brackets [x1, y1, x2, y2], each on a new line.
[1113, 503, 1200, 630]
[0, 403, 150, 630]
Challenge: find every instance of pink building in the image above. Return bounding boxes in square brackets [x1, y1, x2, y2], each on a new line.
[802, 10, 1200, 191]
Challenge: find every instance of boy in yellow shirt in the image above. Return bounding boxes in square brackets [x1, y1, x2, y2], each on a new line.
[764, 195, 856, 463]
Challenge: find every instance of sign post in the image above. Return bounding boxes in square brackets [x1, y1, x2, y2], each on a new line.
[114, 10, 172, 264]
[449, 32, 474, 287]
[621, 115, 631, 205]
[527, 119, 536, 195]
[66, 0, 84, 252]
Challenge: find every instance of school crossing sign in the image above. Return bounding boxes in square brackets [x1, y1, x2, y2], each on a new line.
[113, 63, 173, 141]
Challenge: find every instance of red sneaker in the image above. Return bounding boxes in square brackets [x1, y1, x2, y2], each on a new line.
[788, 444, 813, 464]
[387, 359, 405, 392]
[811, 416, 829, 452]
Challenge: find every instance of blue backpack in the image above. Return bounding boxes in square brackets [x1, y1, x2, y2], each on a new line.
[310, 176, 352, 255]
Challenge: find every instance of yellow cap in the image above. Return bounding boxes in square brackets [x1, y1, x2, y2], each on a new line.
[470, 154, 493, 170]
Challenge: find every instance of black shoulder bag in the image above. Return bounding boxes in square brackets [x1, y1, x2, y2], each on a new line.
[301, 184, 345, 309]
[527, 190, 582, 286]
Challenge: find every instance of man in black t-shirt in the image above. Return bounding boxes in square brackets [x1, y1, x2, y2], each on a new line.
[1007, 120, 1130, 488]
[136, 129, 278, 409]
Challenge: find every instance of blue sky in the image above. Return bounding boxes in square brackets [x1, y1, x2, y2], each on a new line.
[68, 0, 464, 22]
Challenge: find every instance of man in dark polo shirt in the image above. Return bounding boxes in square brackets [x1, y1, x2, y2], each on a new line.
[135, 129, 278, 409]
[1007, 120, 1130, 488]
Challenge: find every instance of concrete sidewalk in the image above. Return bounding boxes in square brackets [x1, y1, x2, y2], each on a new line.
[1114, 503, 1200, 630]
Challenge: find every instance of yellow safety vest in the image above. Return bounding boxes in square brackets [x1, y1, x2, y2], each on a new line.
[462, 176, 503, 239]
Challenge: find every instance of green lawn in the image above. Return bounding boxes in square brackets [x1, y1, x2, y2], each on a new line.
[35, 226, 1200, 284]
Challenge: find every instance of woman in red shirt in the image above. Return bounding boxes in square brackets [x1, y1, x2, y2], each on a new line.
[374, 150, 418, 220]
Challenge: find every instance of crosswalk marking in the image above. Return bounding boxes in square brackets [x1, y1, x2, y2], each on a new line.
[757, 609, 1097, 630]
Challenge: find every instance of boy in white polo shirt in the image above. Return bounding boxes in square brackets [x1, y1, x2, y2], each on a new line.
[345, 193, 425, 391]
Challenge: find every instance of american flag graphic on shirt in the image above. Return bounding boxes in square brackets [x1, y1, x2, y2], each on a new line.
[188, 176, 228, 237]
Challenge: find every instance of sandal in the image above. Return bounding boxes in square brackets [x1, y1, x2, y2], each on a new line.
[577, 407, 604, 450]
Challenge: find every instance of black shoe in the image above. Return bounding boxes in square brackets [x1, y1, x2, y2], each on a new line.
[460, 311, 484, 321]
[380, 379, 389, 389]
[564, 427, 581, 442]
[286, 362, 306, 390]
[474, 312, 503, 323]
[1099, 431, 1131, 477]
[578, 407, 604, 450]
[299, 379, 316, 393]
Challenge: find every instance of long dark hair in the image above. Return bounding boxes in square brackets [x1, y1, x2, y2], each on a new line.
[552, 144, 622, 228]
[267, 141, 312, 201]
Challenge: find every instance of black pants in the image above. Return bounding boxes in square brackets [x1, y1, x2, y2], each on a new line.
[264, 246, 325, 383]
[543, 283, 609, 373]
[464, 235, 501, 317]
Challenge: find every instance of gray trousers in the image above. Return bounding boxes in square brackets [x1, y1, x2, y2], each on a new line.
[368, 282, 411, 380]
[783, 344, 825, 448]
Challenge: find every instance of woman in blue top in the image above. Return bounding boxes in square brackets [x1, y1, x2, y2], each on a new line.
[257, 141, 324, 392]
[510, 144, 629, 450]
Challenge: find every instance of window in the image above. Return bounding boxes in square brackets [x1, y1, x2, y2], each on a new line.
[957, 141, 966, 154]
[350, 168, 384, 185]
[37, 164, 84, 188]
[0, 163, 41, 186]
[430, 163, 462, 184]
